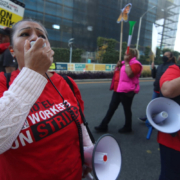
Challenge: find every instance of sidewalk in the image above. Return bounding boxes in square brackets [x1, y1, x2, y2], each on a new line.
[74, 77, 153, 82]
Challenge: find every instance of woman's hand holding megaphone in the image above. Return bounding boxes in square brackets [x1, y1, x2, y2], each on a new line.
[24, 38, 54, 76]
[83, 145, 94, 179]
[82, 165, 93, 179]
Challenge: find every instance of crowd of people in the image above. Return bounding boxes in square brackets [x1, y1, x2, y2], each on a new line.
[0, 18, 179, 180]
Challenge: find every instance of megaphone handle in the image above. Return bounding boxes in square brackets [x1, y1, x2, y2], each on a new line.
[86, 173, 94, 180]
[146, 126, 153, 140]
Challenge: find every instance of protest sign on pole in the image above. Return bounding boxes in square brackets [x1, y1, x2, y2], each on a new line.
[151, 23, 158, 61]
[117, 3, 132, 60]
[127, 21, 136, 54]
[0, 0, 25, 28]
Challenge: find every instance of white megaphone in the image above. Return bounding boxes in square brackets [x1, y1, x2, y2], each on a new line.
[146, 97, 180, 133]
[84, 134, 122, 180]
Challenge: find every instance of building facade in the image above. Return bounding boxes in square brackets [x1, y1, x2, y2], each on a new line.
[21, 0, 179, 51]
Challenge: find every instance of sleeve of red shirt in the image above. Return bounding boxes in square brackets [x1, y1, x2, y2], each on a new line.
[67, 76, 84, 114]
[160, 65, 180, 88]
[0, 72, 7, 98]
[130, 63, 142, 76]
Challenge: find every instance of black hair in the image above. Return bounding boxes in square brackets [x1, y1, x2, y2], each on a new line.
[166, 51, 176, 64]
[11, 19, 48, 45]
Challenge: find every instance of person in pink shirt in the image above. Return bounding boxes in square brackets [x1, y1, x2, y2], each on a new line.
[95, 48, 142, 133]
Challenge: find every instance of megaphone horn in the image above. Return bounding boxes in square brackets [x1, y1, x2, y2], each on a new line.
[146, 97, 180, 133]
[84, 134, 122, 180]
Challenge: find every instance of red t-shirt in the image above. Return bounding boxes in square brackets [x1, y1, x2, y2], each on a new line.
[0, 70, 84, 180]
[114, 64, 141, 91]
[158, 65, 180, 151]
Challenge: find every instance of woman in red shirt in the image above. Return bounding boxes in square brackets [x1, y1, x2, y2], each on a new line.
[0, 19, 93, 180]
[159, 64, 180, 180]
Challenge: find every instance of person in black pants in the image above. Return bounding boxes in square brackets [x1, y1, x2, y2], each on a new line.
[95, 48, 142, 133]
[138, 51, 177, 122]
[100, 91, 135, 132]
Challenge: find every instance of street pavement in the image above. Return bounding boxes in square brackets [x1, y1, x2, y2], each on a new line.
[77, 79, 161, 180]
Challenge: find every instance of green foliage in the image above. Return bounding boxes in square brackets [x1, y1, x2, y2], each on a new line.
[52, 48, 69, 62]
[72, 49, 84, 62]
[102, 51, 119, 64]
[52, 48, 83, 63]
[172, 50, 180, 64]
[139, 55, 146, 64]
[121, 42, 127, 60]
[155, 47, 161, 64]
[96, 44, 108, 63]
[144, 46, 151, 63]
[162, 48, 172, 55]
[106, 39, 118, 51]
[141, 70, 151, 77]
[97, 37, 107, 47]
[97, 37, 118, 49]
[138, 46, 151, 65]
[97, 37, 118, 63]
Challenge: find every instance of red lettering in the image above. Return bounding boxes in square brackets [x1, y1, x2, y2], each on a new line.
[54, 117, 67, 129]
[37, 124, 49, 137]
[46, 119, 56, 132]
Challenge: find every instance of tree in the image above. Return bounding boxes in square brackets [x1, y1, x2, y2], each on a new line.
[96, 44, 108, 63]
[155, 47, 162, 65]
[103, 51, 119, 64]
[121, 42, 127, 60]
[139, 55, 146, 64]
[52, 48, 69, 62]
[162, 48, 172, 55]
[103, 39, 118, 63]
[52, 48, 83, 63]
[96, 37, 118, 63]
[144, 46, 151, 64]
[172, 50, 180, 61]
[72, 49, 84, 62]
[97, 37, 107, 47]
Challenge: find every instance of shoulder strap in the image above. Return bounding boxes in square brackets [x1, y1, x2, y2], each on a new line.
[4, 73, 11, 89]
[63, 76, 75, 94]
[62, 75, 95, 143]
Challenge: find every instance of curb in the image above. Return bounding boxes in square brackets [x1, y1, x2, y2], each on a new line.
[74, 77, 153, 82]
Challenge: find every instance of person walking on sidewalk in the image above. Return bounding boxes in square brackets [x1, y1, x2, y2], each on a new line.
[95, 48, 142, 133]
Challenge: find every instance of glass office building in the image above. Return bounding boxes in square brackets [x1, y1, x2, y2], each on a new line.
[21, 0, 179, 51]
